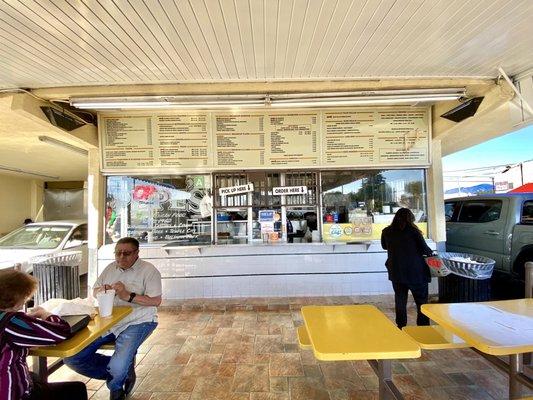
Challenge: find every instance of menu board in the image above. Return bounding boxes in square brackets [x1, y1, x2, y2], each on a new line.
[100, 108, 430, 172]
[100, 113, 210, 170]
[214, 114, 266, 168]
[266, 113, 319, 166]
[156, 114, 210, 168]
[212, 112, 320, 168]
[323, 109, 429, 166]
[102, 116, 155, 169]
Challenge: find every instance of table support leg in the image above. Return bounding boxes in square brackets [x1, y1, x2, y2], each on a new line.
[32, 356, 48, 382]
[368, 360, 404, 400]
[509, 354, 523, 400]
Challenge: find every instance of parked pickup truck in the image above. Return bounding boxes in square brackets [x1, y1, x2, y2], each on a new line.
[445, 193, 533, 286]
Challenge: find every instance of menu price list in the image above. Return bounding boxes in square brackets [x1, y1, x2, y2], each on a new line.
[157, 114, 210, 167]
[103, 116, 156, 168]
[102, 114, 211, 170]
[267, 113, 319, 166]
[214, 114, 266, 168]
[323, 109, 429, 166]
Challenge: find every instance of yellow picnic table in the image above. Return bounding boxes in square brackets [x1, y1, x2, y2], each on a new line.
[422, 299, 533, 399]
[301, 305, 421, 400]
[30, 306, 132, 381]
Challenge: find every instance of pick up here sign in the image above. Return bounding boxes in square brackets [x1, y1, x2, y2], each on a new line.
[218, 183, 254, 196]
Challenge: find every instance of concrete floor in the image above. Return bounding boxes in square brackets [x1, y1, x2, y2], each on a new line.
[47, 296, 533, 400]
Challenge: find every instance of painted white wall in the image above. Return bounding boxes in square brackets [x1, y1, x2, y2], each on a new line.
[0, 175, 43, 235]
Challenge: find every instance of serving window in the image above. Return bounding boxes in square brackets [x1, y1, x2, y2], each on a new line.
[104, 168, 427, 245]
[321, 169, 428, 242]
[105, 175, 212, 245]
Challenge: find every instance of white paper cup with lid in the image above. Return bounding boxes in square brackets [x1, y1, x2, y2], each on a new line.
[97, 289, 115, 318]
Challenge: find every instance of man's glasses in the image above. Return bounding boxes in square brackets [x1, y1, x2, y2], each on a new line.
[114, 250, 136, 257]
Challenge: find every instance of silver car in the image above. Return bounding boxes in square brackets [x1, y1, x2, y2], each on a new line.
[0, 220, 88, 274]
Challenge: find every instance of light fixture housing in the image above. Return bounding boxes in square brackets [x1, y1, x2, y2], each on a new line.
[38, 136, 88, 156]
[70, 88, 465, 110]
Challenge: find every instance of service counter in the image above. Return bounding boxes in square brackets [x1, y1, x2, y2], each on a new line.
[97, 241, 436, 299]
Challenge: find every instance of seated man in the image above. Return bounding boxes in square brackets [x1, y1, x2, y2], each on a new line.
[64, 237, 162, 400]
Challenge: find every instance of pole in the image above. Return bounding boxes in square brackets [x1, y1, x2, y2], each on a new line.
[525, 262, 533, 299]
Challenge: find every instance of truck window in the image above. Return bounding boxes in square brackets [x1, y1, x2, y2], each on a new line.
[522, 201, 533, 224]
[444, 201, 459, 222]
[457, 200, 502, 223]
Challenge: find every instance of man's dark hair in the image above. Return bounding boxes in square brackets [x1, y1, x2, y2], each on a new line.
[23, 218, 33, 225]
[116, 237, 139, 250]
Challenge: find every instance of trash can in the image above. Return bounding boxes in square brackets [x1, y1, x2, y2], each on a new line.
[31, 252, 82, 305]
[437, 252, 495, 303]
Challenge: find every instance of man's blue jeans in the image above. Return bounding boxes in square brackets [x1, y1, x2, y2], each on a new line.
[64, 322, 157, 391]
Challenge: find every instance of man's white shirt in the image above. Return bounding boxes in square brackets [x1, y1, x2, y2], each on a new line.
[95, 258, 162, 336]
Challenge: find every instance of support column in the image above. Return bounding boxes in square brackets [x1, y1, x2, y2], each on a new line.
[29, 179, 44, 222]
[427, 139, 446, 251]
[87, 148, 104, 291]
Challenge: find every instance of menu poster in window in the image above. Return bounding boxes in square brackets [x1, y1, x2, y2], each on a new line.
[322, 109, 429, 166]
[101, 116, 156, 169]
[156, 114, 210, 168]
[214, 114, 266, 168]
[266, 113, 319, 166]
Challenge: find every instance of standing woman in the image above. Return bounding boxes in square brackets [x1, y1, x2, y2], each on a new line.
[0, 269, 87, 400]
[381, 208, 434, 328]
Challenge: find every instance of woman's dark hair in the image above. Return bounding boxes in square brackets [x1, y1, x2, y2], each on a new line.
[0, 270, 38, 309]
[390, 208, 420, 232]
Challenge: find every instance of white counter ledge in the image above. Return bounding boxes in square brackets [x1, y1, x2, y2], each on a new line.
[97, 240, 436, 299]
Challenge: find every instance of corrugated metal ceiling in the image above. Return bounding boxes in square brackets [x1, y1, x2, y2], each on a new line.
[0, 0, 532, 89]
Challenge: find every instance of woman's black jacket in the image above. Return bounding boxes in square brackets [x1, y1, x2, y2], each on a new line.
[381, 225, 433, 284]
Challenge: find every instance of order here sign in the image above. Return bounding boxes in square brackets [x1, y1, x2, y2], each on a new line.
[272, 186, 308, 195]
[219, 183, 254, 196]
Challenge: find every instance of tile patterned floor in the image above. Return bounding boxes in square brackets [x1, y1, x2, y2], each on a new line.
[48, 296, 533, 400]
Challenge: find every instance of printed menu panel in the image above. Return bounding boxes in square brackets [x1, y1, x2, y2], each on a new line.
[102, 116, 155, 169]
[101, 108, 430, 172]
[214, 114, 266, 168]
[101, 113, 211, 170]
[322, 109, 429, 166]
[213, 112, 320, 168]
[156, 114, 210, 168]
[266, 113, 319, 166]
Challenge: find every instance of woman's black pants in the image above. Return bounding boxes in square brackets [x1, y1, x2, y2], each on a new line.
[392, 281, 430, 328]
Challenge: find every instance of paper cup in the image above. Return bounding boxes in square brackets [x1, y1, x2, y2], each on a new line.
[97, 289, 115, 318]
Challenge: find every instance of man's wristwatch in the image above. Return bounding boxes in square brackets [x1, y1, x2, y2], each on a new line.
[128, 292, 137, 303]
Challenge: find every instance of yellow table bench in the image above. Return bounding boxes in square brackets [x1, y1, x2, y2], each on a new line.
[301, 305, 421, 400]
[297, 325, 311, 349]
[402, 325, 468, 350]
[30, 306, 132, 381]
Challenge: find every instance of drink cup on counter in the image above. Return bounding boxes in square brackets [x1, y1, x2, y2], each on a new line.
[97, 289, 115, 318]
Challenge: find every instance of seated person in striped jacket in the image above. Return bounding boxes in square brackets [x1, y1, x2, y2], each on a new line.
[0, 269, 87, 400]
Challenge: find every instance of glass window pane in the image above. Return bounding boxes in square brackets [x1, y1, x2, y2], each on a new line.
[321, 169, 428, 242]
[105, 175, 212, 245]
[522, 201, 533, 224]
[458, 200, 502, 223]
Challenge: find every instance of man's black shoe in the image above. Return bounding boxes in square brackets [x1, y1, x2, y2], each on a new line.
[110, 389, 125, 400]
[124, 364, 136, 396]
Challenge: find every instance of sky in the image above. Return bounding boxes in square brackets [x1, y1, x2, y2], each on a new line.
[442, 125, 533, 172]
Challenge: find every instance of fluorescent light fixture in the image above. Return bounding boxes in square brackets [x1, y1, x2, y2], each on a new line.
[70, 88, 465, 110]
[38, 136, 88, 156]
[0, 164, 59, 180]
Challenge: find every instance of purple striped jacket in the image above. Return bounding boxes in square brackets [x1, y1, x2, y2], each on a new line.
[0, 311, 71, 400]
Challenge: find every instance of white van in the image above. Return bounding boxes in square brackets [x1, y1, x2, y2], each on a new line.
[0, 220, 88, 274]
